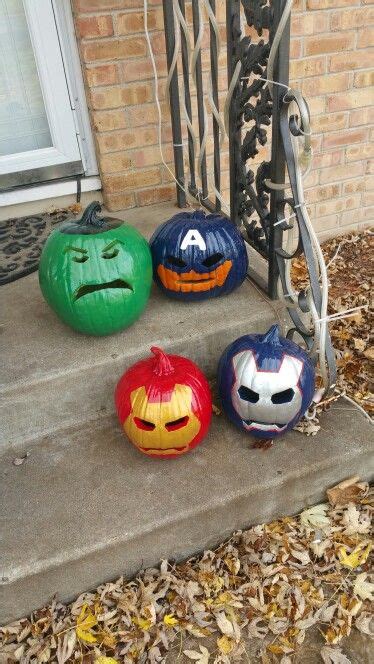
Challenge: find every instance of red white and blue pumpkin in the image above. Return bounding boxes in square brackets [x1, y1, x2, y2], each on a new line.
[149, 211, 248, 301]
[218, 325, 315, 439]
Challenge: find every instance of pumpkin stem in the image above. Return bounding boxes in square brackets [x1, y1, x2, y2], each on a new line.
[79, 201, 104, 228]
[150, 346, 175, 376]
[262, 324, 281, 346]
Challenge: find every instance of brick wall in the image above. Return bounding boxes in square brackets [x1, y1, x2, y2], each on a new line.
[72, 0, 373, 238]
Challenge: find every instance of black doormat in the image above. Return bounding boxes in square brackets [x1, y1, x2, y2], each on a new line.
[0, 208, 79, 286]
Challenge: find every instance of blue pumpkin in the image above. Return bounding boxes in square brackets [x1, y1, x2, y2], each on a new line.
[218, 325, 315, 439]
[149, 211, 248, 301]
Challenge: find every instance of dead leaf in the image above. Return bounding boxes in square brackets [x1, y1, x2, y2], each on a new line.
[76, 604, 98, 643]
[12, 452, 30, 466]
[338, 542, 371, 569]
[300, 504, 330, 530]
[184, 645, 210, 663]
[320, 646, 351, 663]
[217, 634, 235, 654]
[353, 573, 374, 601]
[57, 631, 76, 664]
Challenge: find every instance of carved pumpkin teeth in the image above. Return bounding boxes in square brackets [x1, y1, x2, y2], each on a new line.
[74, 279, 133, 300]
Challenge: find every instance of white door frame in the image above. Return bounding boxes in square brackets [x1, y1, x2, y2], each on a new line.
[0, 0, 98, 192]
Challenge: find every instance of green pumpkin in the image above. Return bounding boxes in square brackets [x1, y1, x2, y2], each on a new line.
[39, 202, 152, 336]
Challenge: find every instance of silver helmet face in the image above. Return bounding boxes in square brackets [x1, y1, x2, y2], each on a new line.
[231, 351, 303, 434]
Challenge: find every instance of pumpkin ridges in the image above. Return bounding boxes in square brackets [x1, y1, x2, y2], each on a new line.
[150, 212, 248, 302]
[39, 220, 152, 336]
[115, 349, 212, 458]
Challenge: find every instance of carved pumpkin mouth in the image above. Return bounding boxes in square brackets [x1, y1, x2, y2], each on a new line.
[139, 444, 189, 455]
[157, 260, 232, 292]
[243, 419, 287, 432]
[74, 279, 133, 300]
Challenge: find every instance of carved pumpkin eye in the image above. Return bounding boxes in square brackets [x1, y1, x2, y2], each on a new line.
[134, 417, 155, 431]
[72, 254, 88, 263]
[271, 388, 295, 404]
[202, 252, 223, 268]
[167, 255, 187, 268]
[165, 415, 189, 431]
[102, 248, 119, 260]
[238, 385, 259, 403]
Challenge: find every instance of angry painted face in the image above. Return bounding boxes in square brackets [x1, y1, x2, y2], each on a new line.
[38, 202, 152, 336]
[149, 211, 248, 301]
[218, 326, 315, 439]
[115, 347, 212, 458]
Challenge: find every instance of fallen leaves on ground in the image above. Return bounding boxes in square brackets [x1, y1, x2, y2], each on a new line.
[291, 230, 373, 419]
[0, 479, 372, 663]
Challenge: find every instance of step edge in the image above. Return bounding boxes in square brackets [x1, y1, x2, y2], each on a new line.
[0, 308, 277, 396]
[2, 442, 372, 586]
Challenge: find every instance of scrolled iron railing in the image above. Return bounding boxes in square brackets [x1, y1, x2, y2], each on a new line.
[158, 0, 337, 396]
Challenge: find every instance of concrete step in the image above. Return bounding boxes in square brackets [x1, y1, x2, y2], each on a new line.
[0, 202, 276, 450]
[1, 401, 372, 624]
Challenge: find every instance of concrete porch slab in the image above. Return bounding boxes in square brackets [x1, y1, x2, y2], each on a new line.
[1, 401, 372, 624]
[0, 203, 277, 449]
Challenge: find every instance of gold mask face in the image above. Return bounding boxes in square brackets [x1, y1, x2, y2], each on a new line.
[124, 384, 201, 456]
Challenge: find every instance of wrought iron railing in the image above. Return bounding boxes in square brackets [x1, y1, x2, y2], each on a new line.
[161, 0, 337, 392]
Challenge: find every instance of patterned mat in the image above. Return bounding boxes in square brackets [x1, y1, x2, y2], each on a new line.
[0, 209, 78, 286]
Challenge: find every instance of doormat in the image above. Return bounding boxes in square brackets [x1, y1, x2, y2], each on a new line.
[0, 206, 81, 286]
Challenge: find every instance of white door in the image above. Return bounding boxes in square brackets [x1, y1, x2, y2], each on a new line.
[0, 0, 84, 189]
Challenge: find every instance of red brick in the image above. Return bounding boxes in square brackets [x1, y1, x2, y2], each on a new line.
[116, 9, 163, 35]
[97, 127, 157, 154]
[136, 184, 175, 206]
[289, 56, 326, 80]
[354, 70, 374, 87]
[290, 39, 302, 59]
[104, 192, 135, 212]
[329, 49, 374, 72]
[346, 143, 374, 162]
[90, 84, 153, 110]
[312, 150, 344, 169]
[324, 128, 367, 149]
[349, 107, 374, 127]
[340, 207, 370, 226]
[312, 215, 340, 235]
[306, 184, 341, 203]
[305, 32, 356, 56]
[130, 145, 173, 168]
[327, 88, 373, 112]
[319, 161, 364, 184]
[343, 179, 366, 195]
[357, 27, 374, 48]
[331, 8, 372, 31]
[92, 110, 127, 132]
[302, 72, 350, 96]
[99, 152, 133, 174]
[316, 194, 361, 217]
[86, 64, 118, 87]
[75, 15, 113, 39]
[82, 37, 146, 62]
[74, 0, 131, 11]
[307, 0, 359, 7]
[119, 55, 167, 83]
[312, 112, 348, 134]
[291, 12, 329, 36]
[103, 168, 161, 193]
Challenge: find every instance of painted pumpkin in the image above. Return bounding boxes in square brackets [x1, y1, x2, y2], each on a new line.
[218, 325, 315, 439]
[39, 202, 152, 336]
[149, 210, 248, 301]
[115, 346, 212, 458]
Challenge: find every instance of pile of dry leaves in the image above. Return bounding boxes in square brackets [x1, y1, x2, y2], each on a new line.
[1, 477, 372, 663]
[291, 230, 373, 430]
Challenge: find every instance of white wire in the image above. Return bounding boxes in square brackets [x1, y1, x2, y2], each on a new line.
[143, 0, 187, 198]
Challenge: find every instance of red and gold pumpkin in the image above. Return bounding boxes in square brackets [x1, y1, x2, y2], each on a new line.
[115, 347, 212, 458]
